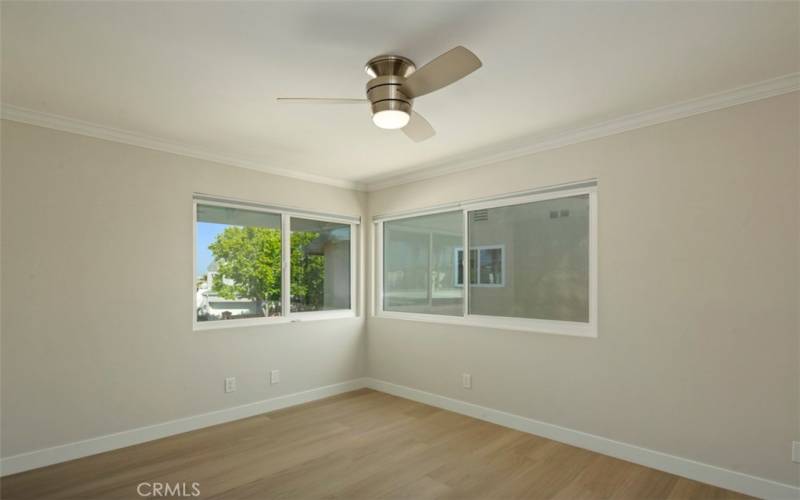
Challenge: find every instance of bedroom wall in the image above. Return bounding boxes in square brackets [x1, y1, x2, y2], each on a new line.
[2, 92, 798, 488]
[366, 92, 800, 486]
[0, 120, 367, 458]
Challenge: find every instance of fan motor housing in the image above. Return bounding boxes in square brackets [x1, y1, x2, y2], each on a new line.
[365, 55, 416, 117]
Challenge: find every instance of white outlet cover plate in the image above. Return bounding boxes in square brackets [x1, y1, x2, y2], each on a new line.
[462, 373, 472, 389]
[270, 370, 280, 384]
[225, 377, 236, 393]
[792, 441, 800, 463]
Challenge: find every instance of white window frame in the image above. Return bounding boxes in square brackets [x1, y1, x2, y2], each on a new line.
[373, 185, 597, 338]
[193, 196, 358, 331]
[453, 245, 506, 287]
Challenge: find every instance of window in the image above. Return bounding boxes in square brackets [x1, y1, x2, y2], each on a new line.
[469, 195, 589, 322]
[374, 182, 597, 337]
[194, 196, 357, 329]
[290, 218, 351, 312]
[383, 211, 463, 316]
[196, 204, 282, 322]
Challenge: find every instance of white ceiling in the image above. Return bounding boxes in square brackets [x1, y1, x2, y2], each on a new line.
[2, 2, 798, 187]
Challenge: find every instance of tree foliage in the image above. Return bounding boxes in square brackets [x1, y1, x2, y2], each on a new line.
[208, 226, 324, 310]
[289, 233, 325, 309]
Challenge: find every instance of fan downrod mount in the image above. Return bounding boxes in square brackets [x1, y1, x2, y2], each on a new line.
[364, 55, 416, 78]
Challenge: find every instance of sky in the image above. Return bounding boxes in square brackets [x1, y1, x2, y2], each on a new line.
[196, 222, 226, 276]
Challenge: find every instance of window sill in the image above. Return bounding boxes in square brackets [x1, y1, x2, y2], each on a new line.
[194, 310, 358, 332]
[372, 311, 596, 338]
[289, 309, 359, 321]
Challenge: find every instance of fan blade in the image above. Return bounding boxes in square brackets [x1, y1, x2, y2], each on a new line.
[399, 46, 482, 99]
[402, 111, 435, 142]
[276, 98, 367, 104]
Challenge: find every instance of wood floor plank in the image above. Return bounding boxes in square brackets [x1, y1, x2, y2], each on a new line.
[0, 389, 753, 500]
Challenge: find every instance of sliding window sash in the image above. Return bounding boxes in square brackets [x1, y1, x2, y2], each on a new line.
[373, 180, 598, 338]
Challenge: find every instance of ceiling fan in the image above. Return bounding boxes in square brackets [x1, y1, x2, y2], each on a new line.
[276, 46, 482, 142]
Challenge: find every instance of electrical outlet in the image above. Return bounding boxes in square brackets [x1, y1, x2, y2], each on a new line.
[462, 373, 472, 389]
[270, 369, 280, 385]
[792, 441, 800, 463]
[224, 377, 236, 393]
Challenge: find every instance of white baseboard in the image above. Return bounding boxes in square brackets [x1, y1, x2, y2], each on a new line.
[364, 378, 799, 500]
[0, 378, 368, 477]
[3, 377, 797, 499]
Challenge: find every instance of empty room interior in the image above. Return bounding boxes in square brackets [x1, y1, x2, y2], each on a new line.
[1, 1, 799, 499]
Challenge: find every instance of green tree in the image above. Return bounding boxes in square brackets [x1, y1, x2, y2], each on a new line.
[208, 227, 324, 315]
[290, 232, 325, 310]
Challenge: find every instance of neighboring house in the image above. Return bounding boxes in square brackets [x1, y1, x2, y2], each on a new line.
[196, 263, 262, 320]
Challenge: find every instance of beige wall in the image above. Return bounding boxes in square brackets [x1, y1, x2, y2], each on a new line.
[367, 92, 800, 486]
[1, 92, 797, 487]
[0, 121, 367, 457]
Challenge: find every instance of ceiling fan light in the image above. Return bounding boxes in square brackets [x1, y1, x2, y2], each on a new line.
[372, 109, 410, 130]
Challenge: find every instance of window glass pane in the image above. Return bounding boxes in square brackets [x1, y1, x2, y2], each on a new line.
[196, 204, 282, 322]
[384, 211, 463, 316]
[290, 218, 351, 312]
[468, 194, 589, 322]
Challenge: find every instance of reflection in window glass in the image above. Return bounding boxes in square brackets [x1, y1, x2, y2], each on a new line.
[195, 204, 282, 322]
[468, 195, 590, 322]
[479, 247, 503, 285]
[456, 249, 478, 285]
[290, 218, 351, 312]
[384, 211, 463, 316]
[456, 247, 503, 286]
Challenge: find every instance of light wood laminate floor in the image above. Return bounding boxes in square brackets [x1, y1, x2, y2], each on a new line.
[1, 389, 752, 499]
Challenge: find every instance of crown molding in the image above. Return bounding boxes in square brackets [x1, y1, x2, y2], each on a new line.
[363, 72, 800, 192]
[0, 104, 365, 191]
[3, 73, 798, 193]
